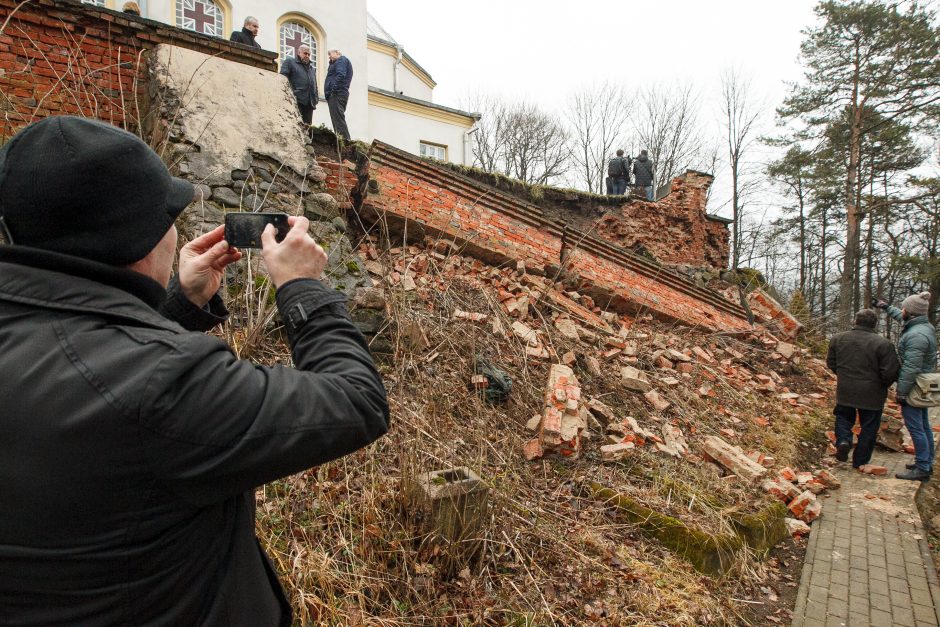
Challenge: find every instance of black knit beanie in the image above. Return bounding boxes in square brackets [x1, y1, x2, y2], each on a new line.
[0, 116, 194, 265]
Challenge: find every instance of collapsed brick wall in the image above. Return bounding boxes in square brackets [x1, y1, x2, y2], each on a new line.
[0, 0, 276, 138]
[349, 141, 750, 333]
[435, 162, 731, 269]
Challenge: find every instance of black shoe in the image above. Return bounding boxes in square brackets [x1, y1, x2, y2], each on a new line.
[905, 463, 934, 474]
[896, 468, 931, 481]
[835, 440, 851, 462]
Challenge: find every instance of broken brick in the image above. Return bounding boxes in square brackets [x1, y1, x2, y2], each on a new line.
[621, 366, 651, 392]
[858, 464, 888, 476]
[813, 469, 841, 489]
[785, 518, 811, 537]
[601, 442, 636, 461]
[788, 491, 820, 523]
[644, 390, 671, 412]
[701, 436, 768, 482]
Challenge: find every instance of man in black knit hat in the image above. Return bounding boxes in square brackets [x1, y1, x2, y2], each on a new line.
[0, 117, 389, 625]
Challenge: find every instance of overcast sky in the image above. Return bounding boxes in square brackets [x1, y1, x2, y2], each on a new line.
[366, 0, 829, 216]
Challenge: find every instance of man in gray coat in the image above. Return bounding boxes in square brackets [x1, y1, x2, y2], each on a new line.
[632, 149, 655, 201]
[280, 44, 318, 129]
[827, 309, 900, 467]
[876, 292, 938, 480]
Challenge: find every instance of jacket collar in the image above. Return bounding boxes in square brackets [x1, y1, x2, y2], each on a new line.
[0, 245, 179, 330]
[241, 27, 256, 40]
[903, 315, 931, 332]
[851, 325, 877, 333]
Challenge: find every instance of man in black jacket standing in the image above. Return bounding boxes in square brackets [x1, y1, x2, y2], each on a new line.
[632, 149, 655, 200]
[826, 309, 900, 468]
[280, 44, 319, 130]
[230, 16, 260, 48]
[324, 49, 353, 141]
[0, 117, 389, 625]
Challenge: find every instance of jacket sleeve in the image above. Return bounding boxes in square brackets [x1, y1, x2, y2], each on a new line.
[159, 275, 228, 332]
[279, 59, 292, 80]
[826, 337, 837, 373]
[335, 58, 351, 91]
[897, 332, 930, 396]
[886, 305, 904, 323]
[878, 341, 901, 387]
[137, 279, 389, 507]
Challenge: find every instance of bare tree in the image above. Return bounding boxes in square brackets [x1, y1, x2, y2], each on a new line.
[720, 68, 764, 269]
[633, 83, 712, 191]
[465, 95, 570, 186]
[566, 82, 632, 194]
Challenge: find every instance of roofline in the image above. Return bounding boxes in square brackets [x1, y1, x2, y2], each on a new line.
[368, 86, 481, 121]
[706, 214, 734, 224]
[366, 35, 437, 89]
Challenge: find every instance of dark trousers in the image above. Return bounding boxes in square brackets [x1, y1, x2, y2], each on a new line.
[297, 102, 314, 126]
[834, 404, 882, 467]
[327, 92, 350, 141]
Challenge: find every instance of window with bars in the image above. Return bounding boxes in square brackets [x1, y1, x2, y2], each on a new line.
[81, 0, 108, 6]
[279, 21, 317, 72]
[176, 0, 224, 37]
[420, 142, 447, 161]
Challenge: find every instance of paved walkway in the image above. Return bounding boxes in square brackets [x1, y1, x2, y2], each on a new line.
[792, 451, 940, 626]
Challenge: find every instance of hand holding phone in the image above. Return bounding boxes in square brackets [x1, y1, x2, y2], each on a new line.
[260, 216, 328, 287]
[224, 213, 290, 249]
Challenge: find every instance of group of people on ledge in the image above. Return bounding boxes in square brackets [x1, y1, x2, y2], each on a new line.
[827, 293, 938, 481]
[230, 17, 353, 142]
[606, 150, 656, 200]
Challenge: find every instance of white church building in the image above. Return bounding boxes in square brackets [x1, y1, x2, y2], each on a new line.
[81, 0, 481, 165]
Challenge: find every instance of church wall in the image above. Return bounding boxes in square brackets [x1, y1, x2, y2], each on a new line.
[143, 0, 370, 142]
[365, 47, 434, 102]
[367, 103, 474, 166]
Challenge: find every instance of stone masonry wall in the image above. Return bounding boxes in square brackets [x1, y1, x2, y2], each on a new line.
[0, 0, 276, 139]
[351, 142, 750, 333]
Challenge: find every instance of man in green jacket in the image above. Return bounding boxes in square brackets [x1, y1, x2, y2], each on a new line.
[876, 292, 938, 481]
[827, 309, 900, 468]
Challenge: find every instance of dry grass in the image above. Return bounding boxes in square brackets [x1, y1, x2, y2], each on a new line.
[234, 240, 831, 626]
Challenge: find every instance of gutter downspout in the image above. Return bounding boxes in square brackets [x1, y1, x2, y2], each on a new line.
[464, 125, 480, 166]
[393, 44, 403, 94]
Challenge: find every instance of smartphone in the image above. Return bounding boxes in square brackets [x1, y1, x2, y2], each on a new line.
[224, 213, 290, 249]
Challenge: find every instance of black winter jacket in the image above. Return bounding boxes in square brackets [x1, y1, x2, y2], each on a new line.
[280, 56, 319, 108]
[826, 325, 901, 411]
[0, 245, 389, 625]
[230, 28, 260, 48]
[632, 155, 654, 187]
[324, 56, 353, 99]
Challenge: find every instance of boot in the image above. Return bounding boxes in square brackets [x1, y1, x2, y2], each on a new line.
[835, 440, 851, 462]
[905, 463, 933, 473]
[896, 468, 931, 481]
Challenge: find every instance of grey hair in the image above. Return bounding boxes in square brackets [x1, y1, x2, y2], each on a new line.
[855, 308, 878, 329]
[328, 49, 342, 55]
[298, 44, 311, 52]
[243, 16, 258, 26]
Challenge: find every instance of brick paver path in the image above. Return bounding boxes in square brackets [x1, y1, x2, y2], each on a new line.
[792, 450, 940, 626]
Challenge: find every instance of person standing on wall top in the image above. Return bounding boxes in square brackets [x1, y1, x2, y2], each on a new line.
[281, 44, 319, 132]
[826, 308, 900, 468]
[0, 116, 389, 625]
[325, 49, 353, 141]
[607, 150, 631, 196]
[230, 16, 260, 48]
[874, 292, 938, 481]
[632, 149, 655, 201]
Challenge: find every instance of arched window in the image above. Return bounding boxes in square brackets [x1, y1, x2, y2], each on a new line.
[176, 0, 225, 37]
[280, 21, 317, 70]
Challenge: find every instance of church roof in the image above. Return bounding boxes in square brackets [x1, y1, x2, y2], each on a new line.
[366, 13, 398, 45]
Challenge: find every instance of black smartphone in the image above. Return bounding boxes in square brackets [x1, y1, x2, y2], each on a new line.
[224, 213, 290, 249]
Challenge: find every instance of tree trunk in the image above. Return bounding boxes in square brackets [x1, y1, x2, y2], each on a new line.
[838, 74, 864, 330]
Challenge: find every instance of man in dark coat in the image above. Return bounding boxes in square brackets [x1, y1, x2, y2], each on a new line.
[826, 309, 900, 467]
[876, 292, 938, 480]
[324, 49, 353, 141]
[280, 44, 318, 127]
[607, 149, 631, 195]
[632, 149, 655, 201]
[0, 117, 389, 625]
[230, 16, 260, 48]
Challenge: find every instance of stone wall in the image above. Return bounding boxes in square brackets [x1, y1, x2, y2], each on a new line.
[350, 141, 750, 333]
[0, 0, 276, 138]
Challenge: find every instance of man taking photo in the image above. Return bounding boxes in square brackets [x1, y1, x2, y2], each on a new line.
[0, 116, 389, 624]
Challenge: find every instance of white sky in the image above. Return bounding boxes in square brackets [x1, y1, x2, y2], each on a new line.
[367, 0, 823, 216]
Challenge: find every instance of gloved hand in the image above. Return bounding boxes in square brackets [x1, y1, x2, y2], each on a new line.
[896, 393, 907, 405]
[872, 299, 888, 310]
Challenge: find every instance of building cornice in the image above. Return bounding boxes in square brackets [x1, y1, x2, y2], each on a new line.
[368, 87, 480, 128]
[366, 36, 437, 90]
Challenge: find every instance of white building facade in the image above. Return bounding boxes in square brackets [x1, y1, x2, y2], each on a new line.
[80, 0, 480, 164]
